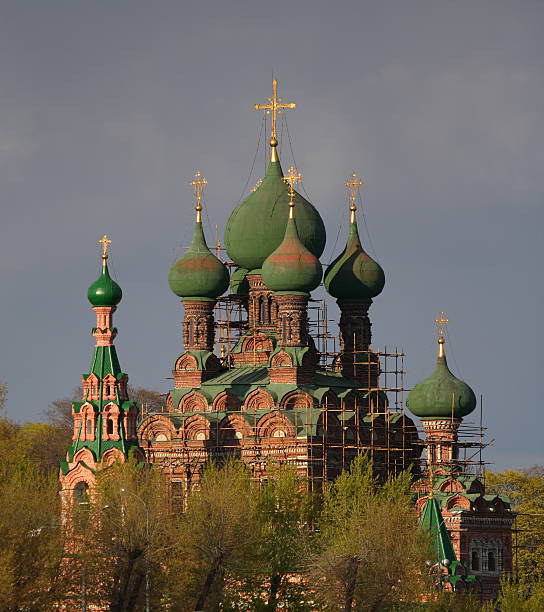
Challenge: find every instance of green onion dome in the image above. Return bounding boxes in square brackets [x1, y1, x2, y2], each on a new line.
[168, 221, 229, 300]
[324, 217, 385, 300]
[224, 159, 326, 271]
[88, 259, 122, 307]
[261, 217, 322, 294]
[407, 338, 477, 420]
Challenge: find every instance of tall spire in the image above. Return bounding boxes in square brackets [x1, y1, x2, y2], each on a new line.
[254, 78, 296, 162]
[59, 238, 142, 510]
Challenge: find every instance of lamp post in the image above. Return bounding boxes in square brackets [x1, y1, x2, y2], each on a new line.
[120, 488, 150, 612]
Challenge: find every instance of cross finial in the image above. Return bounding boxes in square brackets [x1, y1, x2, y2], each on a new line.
[190, 171, 207, 222]
[282, 166, 303, 218]
[98, 234, 112, 261]
[346, 172, 364, 223]
[254, 78, 296, 162]
[435, 311, 449, 337]
[435, 311, 449, 357]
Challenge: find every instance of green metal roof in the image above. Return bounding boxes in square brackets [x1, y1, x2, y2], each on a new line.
[224, 158, 326, 270]
[419, 496, 457, 563]
[88, 260, 122, 307]
[324, 217, 385, 300]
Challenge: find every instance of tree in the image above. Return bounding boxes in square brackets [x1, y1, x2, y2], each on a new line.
[486, 467, 544, 583]
[167, 459, 260, 611]
[76, 458, 178, 612]
[493, 577, 544, 612]
[0, 381, 6, 413]
[309, 455, 431, 612]
[0, 419, 66, 611]
[253, 464, 316, 611]
[45, 385, 164, 431]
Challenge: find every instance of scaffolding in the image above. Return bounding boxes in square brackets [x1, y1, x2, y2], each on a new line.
[142, 278, 489, 491]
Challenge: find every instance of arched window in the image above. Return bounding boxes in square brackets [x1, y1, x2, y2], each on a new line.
[86, 419, 93, 436]
[259, 297, 266, 324]
[471, 551, 480, 571]
[281, 316, 289, 341]
[107, 419, 114, 435]
[488, 551, 496, 572]
[188, 320, 194, 345]
[73, 481, 89, 504]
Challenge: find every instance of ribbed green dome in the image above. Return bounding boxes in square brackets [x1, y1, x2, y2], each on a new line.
[224, 159, 326, 271]
[261, 217, 322, 294]
[88, 260, 122, 307]
[168, 221, 229, 300]
[324, 218, 385, 300]
[407, 343, 477, 419]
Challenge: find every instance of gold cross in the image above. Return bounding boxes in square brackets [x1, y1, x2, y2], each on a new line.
[98, 234, 111, 260]
[190, 171, 207, 222]
[282, 166, 303, 218]
[254, 78, 296, 153]
[346, 172, 364, 212]
[435, 311, 449, 337]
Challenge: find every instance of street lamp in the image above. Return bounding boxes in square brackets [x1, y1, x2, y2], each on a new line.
[120, 488, 150, 612]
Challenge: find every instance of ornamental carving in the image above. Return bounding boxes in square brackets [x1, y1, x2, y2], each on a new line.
[180, 390, 209, 413]
[212, 391, 240, 412]
[242, 334, 273, 354]
[72, 448, 96, 467]
[138, 415, 176, 441]
[244, 389, 274, 411]
[175, 354, 198, 370]
[280, 390, 313, 410]
[256, 411, 295, 438]
[445, 494, 472, 511]
[219, 413, 252, 441]
[101, 447, 125, 466]
[182, 414, 211, 441]
[270, 351, 292, 367]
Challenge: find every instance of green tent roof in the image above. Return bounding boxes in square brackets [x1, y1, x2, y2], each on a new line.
[419, 496, 457, 563]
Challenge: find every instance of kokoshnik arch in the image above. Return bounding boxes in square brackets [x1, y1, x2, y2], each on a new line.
[59, 79, 514, 599]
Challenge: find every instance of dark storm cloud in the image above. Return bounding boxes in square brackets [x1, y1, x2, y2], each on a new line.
[1, 0, 542, 469]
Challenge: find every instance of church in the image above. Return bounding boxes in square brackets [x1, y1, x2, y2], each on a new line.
[59, 80, 514, 598]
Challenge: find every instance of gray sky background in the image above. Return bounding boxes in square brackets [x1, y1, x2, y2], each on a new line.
[1, 0, 542, 470]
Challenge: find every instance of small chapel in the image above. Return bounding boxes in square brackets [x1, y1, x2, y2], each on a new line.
[59, 79, 514, 598]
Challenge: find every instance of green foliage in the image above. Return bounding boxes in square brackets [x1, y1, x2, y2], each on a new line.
[237, 463, 317, 611]
[494, 577, 544, 612]
[0, 381, 6, 413]
[310, 454, 432, 611]
[0, 419, 65, 611]
[80, 458, 178, 611]
[168, 459, 260, 611]
[486, 466, 544, 583]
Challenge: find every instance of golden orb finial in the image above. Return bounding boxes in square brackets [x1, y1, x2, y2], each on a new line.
[345, 172, 364, 223]
[282, 166, 303, 219]
[254, 78, 296, 162]
[98, 234, 112, 261]
[190, 171, 207, 222]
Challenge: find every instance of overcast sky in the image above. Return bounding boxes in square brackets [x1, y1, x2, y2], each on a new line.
[1, 1, 542, 470]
